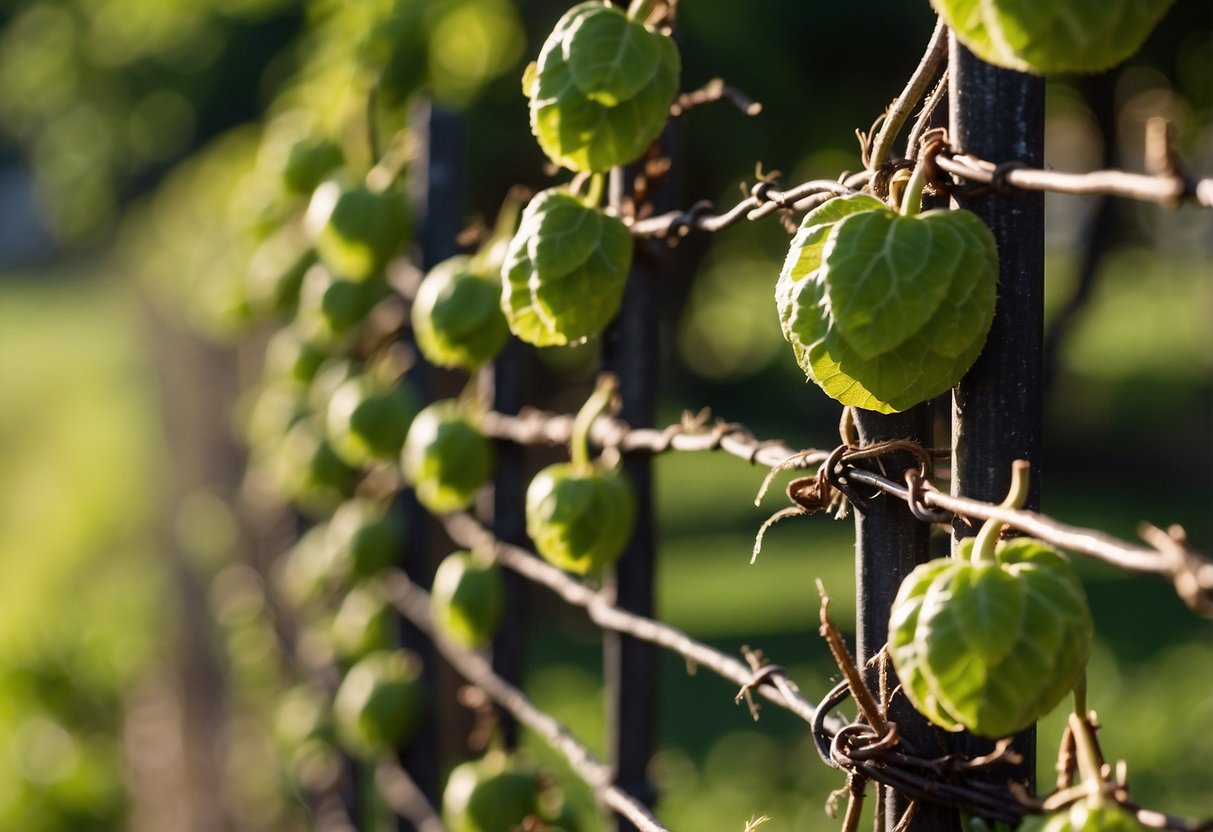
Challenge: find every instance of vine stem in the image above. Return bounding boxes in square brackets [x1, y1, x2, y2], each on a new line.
[626, 0, 657, 22]
[571, 375, 619, 471]
[899, 160, 929, 217]
[867, 16, 949, 172]
[1068, 712, 1105, 793]
[971, 459, 1030, 563]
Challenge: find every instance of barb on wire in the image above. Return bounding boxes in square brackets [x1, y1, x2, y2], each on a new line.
[670, 77, 762, 118]
[381, 569, 671, 832]
[438, 512, 834, 731]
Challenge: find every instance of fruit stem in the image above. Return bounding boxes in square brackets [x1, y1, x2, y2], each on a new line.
[971, 459, 1030, 563]
[571, 373, 618, 472]
[469, 188, 524, 276]
[626, 0, 657, 22]
[582, 172, 605, 210]
[898, 159, 928, 218]
[1068, 710, 1107, 794]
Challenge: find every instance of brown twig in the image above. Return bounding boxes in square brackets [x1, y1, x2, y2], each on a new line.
[374, 758, 445, 832]
[867, 16, 949, 176]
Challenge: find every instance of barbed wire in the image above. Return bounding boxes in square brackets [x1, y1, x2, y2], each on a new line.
[479, 408, 1213, 617]
[426, 515, 1213, 832]
[626, 127, 1211, 241]
[437, 511, 834, 730]
[480, 406, 823, 472]
[381, 568, 671, 832]
[373, 759, 444, 832]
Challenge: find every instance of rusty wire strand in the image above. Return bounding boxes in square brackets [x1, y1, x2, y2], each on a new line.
[381, 569, 670, 832]
[437, 512, 833, 730]
[374, 759, 445, 832]
[626, 136, 1211, 242]
[480, 408, 1213, 617]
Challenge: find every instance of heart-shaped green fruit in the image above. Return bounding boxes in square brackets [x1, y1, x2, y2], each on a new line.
[282, 137, 345, 195]
[1017, 801, 1141, 832]
[296, 264, 389, 346]
[333, 649, 424, 757]
[525, 1, 680, 172]
[431, 551, 505, 648]
[413, 255, 509, 370]
[310, 182, 410, 281]
[777, 194, 997, 413]
[442, 751, 545, 832]
[329, 582, 394, 662]
[325, 374, 421, 467]
[526, 462, 634, 575]
[267, 417, 359, 512]
[401, 401, 494, 514]
[501, 188, 632, 347]
[933, 0, 1172, 75]
[326, 498, 406, 582]
[888, 537, 1093, 738]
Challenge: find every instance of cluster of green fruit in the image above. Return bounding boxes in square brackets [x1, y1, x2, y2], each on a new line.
[224, 0, 668, 817]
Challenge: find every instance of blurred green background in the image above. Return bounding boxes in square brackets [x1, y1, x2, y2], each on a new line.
[0, 0, 1210, 829]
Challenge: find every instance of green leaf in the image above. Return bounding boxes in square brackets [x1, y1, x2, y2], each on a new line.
[888, 539, 1093, 738]
[778, 198, 997, 413]
[563, 6, 662, 105]
[500, 188, 632, 347]
[528, 1, 680, 172]
[932, 0, 1173, 75]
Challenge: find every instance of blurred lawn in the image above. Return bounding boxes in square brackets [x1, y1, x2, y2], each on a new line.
[0, 270, 164, 828]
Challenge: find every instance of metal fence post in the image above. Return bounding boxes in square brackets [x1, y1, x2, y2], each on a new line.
[949, 36, 1046, 790]
[852, 406, 960, 832]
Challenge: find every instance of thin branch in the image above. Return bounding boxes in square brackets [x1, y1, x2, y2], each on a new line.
[381, 570, 671, 832]
[670, 78, 762, 118]
[867, 16, 949, 172]
[436, 512, 837, 731]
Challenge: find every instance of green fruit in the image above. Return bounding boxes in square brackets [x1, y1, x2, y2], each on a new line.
[311, 182, 410, 281]
[442, 751, 543, 832]
[329, 583, 394, 662]
[1018, 801, 1141, 832]
[327, 498, 406, 581]
[296, 264, 389, 345]
[501, 188, 632, 347]
[413, 255, 510, 370]
[333, 649, 424, 757]
[282, 138, 345, 195]
[525, 463, 634, 575]
[431, 551, 504, 648]
[264, 327, 331, 385]
[777, 194, 997, 413]
[277, 524, 338, 608]
[270, 418, 359, 511]
[246, 230, 315, 317]
[401, 401, 494, 514]
[933, 0, 1172, 75]
[888, 537, 1093, 738]
[325, 374, 421, 467]
[525, 1, 680, 172]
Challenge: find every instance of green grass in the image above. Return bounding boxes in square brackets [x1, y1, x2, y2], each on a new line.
[0, 270, 165, 828]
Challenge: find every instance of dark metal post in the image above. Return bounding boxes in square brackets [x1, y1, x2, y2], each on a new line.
[949, 36, 1046, 788]
[852, 406, 959, 832]
[490, 338, 528, 748]
[601, 174, 661, 832]
[396, 101, 465, 826]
